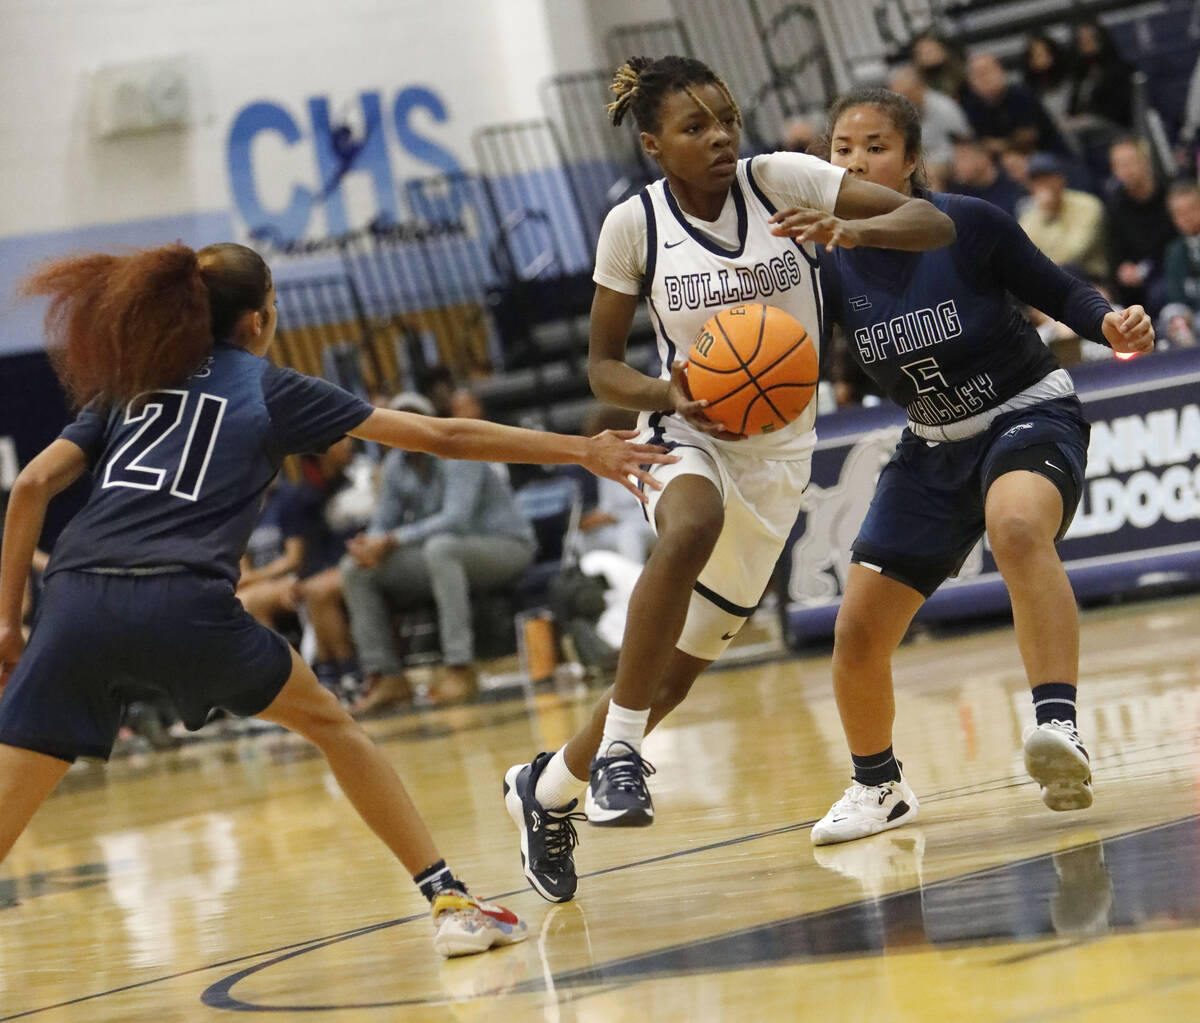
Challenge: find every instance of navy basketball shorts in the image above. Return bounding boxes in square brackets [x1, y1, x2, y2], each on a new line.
[850, 397, 1090, 599]
[0, 570, 293, 762]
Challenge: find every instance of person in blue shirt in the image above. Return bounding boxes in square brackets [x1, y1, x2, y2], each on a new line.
[0, 241, 674, 957]
[771, 88, 1153, 846]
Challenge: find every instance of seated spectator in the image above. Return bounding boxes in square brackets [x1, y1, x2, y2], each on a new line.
[1018, 152, 1108, 281]
[1157, 179, 1200, 348]
[1022, 31, 1074, 122]
[1106, 137, 1177, 316]
[908, 30, 967, 100]
[779, 112, 821, 155]
[961, 53, 1072, 159]
[949, 133, 1028, 217]
[1000, 146, 1032, 192]
[417, 363, 456, 417]
[237, 478, 304, 634]
[341, 393, 537, 712]
[889, 64, 972, 189]
[1067, 17, 1134, 134]
[285, 437, 369, 697]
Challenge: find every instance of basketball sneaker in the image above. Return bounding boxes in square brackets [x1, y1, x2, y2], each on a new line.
[1023, 720, 1093, 811]
[503, 753, 587, 903]
[430, 890, 528, 958]
[810, 770, 919, 846]
[584, 740, 656, 827]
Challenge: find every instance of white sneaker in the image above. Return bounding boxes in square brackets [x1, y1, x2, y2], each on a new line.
[431, 890, 529, 958]
[1023, 720, 1093, 811]
[811, 772, 919, 846]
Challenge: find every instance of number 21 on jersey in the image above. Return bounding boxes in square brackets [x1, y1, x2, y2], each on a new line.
[103, 390, 227, 501]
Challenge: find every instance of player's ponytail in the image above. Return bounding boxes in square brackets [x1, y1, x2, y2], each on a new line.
[21, 242, 270, 409]
[605, 55, 741, 134]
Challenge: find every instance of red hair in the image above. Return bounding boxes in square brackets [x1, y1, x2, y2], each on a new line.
[20, 242, 270, 408]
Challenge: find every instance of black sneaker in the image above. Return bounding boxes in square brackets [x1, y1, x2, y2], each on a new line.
[503, 752, 586, 903]
[584, 740, 656, 827]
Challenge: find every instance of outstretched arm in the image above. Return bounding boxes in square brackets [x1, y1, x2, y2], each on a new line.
[964, 196, 1155, 355]
[348, 411, 676, 503]
[770, 175, 955, 252]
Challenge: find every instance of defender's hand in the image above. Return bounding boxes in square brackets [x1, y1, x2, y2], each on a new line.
[583, 429, 679, 503]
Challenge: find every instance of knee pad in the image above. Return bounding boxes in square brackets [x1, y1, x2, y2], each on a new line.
[675, 586, 749, 662]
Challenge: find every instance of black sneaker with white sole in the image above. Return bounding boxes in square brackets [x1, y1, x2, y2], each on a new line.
[503, 752, 586, 903]
[584, 740, 656, 827]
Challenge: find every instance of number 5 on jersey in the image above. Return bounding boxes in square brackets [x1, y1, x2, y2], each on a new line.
[103, 390, 227, 500]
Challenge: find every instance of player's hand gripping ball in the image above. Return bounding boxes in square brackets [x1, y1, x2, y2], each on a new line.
[687, 303, 818, 437]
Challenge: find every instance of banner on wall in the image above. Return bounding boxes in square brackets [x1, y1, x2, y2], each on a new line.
[781, 347, 1200, 646]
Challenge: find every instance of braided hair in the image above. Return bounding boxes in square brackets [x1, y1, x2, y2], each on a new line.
[606, 55, 741, 135]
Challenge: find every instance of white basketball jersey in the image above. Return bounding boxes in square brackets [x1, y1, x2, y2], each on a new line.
[639, 157, 823, 458]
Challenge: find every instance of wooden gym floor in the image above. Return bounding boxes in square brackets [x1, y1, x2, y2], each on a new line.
[2, 593, 1199, 1022]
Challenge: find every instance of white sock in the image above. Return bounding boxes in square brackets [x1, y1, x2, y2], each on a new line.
[534, 747, 587, 809]
[600, 701, 651, 756]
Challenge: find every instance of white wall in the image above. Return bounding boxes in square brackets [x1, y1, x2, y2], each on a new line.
[2, 0, 682, 351]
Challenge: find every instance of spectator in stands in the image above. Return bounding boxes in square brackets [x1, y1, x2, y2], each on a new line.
[285, 438, 368, 698]
[1106, 137, 1176, 316]
[779, 113, 821, 155]
[1157, 179, 1200, 348]
[960, 53, 1071, 159]
[1022, 32, 1074, 122]
[417, 364, 456, 418]
[1018, 152, 1108, 281]
[888, 64, 971, 189]
[340, 394, 537, 711]
[949, 132, 1028, 217]
[1177, 59, 1200, 167]
[1000, 146, 1032, 191]
[237, 478, 303, 632]
[1067, 17, 1134, 134]
[908, 30, 967, 100]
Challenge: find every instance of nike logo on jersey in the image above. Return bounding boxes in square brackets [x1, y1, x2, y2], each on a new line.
[664, 238, 686, 249]
[849, 294, 872, 310]
[1044, 459, 1063, 472]
[1003, 422, 1034, 438]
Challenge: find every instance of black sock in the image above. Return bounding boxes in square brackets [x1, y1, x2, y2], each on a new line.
[413, 859, 468, 903]
[852, 746, 901, 786]
[1032, 683, 1077, 727]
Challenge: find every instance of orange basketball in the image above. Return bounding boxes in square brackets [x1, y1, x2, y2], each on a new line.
[687, 303, 818, 437]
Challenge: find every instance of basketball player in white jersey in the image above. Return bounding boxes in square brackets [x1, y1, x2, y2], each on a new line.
[503, 55, 956, 903]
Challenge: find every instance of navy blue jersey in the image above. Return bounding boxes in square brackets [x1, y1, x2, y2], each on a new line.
[821, 193, 1112, 428]
[48, 344, 373, 584]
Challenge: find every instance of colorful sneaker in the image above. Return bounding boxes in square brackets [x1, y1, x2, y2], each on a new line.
[430, 890, 528, 958]
[503, 753, 586, 903]
[584, 740, 656, 827]
[1023, 720, 1093, 811]
[811, 770, 919, 846]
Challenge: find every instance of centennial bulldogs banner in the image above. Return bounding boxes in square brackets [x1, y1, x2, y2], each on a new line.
[782, 347, 1200, 645]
